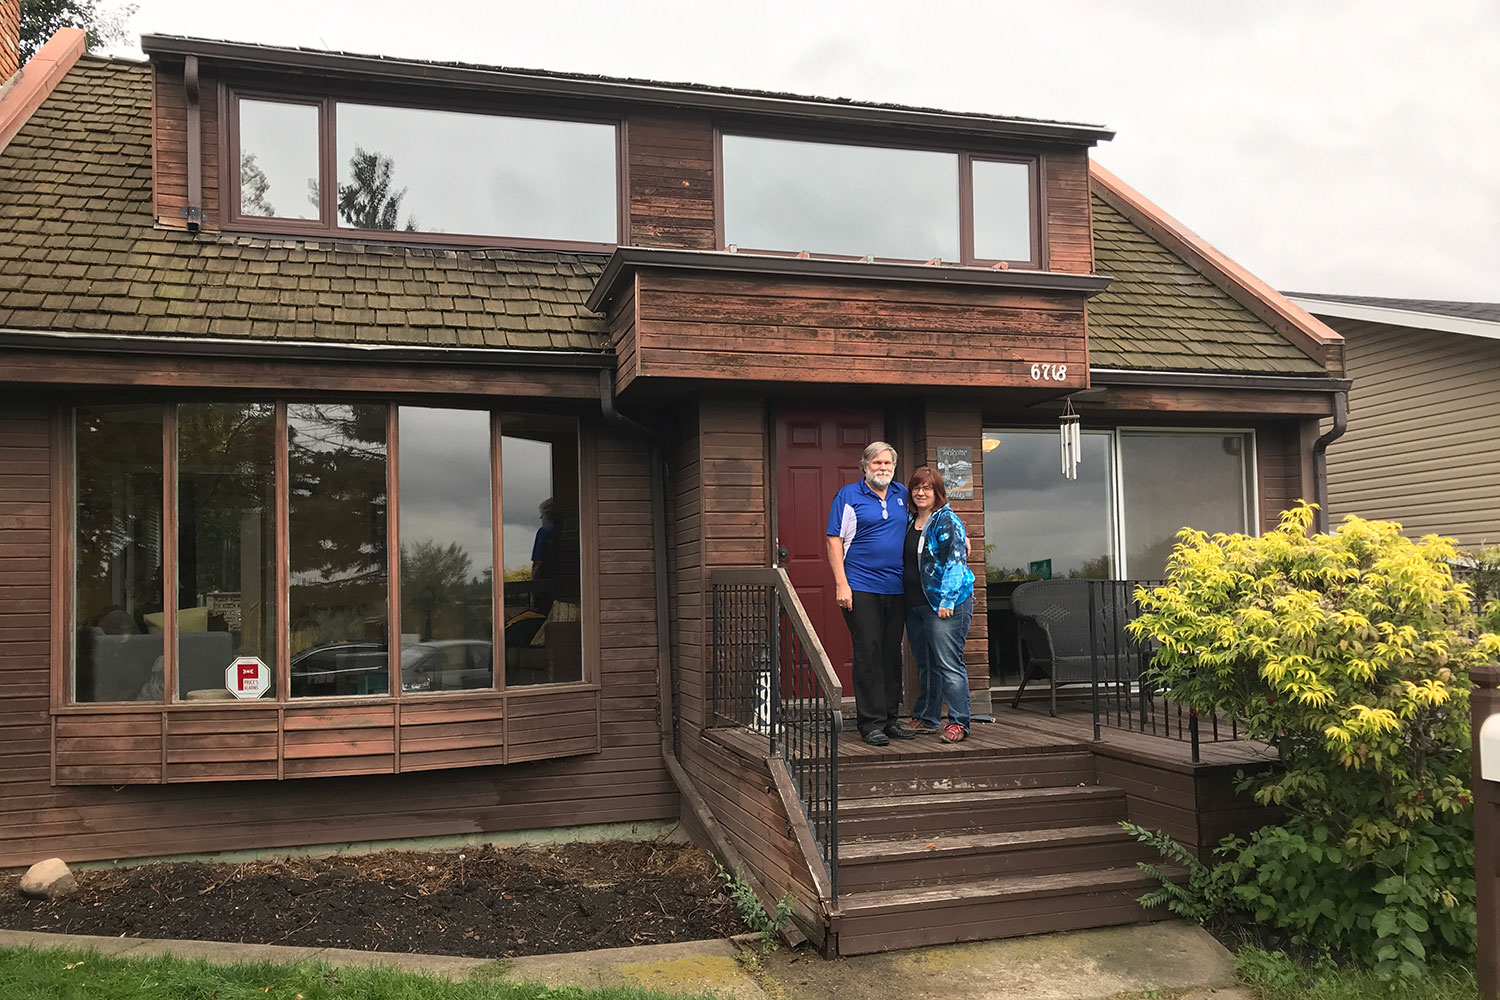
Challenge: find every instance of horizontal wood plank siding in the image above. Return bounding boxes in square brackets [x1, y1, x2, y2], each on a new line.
[0, 413, 675, 867]
[1255, 421, 1304, 532]
[1044, 150, 1092, 274]
[623, 273, 1089, 389]
[627, 113, 717, 250]
[669, 405, 705, 734]
[1324, 320, 1500, 545]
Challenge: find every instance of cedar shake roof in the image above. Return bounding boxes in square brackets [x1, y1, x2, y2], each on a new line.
[1088, 194, 1326, 374]
[1286, 292, 1500, 325]
[0, 56, 610, 351]
[1, 54, 1325, 377]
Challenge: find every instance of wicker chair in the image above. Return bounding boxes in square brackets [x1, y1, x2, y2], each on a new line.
[1009, 579, 1143, 716]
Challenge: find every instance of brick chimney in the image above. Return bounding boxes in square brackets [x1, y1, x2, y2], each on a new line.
[0, 0, 19, 82]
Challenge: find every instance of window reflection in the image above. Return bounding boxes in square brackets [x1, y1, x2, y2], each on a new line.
[1119, 432, 1253, 578]
[982, 428, 1115, 582]
[334, 103, 617, 242]
[502, 416, 582, 686]
[972, 159, 1033, 262]
[237, 99, 320, 221]
[74, 406, 165, 703]
[397, 407, 494, 693]
[722, 135, 959, 260]
[288, 403, 389, 697]
[177, 403, 277, 700]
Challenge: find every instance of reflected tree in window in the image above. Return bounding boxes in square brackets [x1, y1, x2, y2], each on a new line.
[337, 147, 416, 232]
[401, 539, 487, 643]
[239, 152, 275, 218]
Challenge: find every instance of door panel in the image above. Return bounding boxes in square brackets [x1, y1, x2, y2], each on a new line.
[775, 407, 883, 693]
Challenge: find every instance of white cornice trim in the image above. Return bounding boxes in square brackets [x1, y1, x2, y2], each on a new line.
[1287, 296, 1500, 342]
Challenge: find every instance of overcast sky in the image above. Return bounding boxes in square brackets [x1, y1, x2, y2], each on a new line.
[106, 0, 1499, 302]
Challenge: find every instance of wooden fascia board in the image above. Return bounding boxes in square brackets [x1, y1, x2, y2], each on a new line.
[0, 28, 86, 153]
[1089, 161, 1345, 374]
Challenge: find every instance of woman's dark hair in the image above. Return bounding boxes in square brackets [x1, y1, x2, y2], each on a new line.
[907, 465, 947, 508]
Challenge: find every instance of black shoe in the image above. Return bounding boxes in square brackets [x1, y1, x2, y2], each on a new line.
[884, 725, 918, 741]
[861, 729, 890, 747]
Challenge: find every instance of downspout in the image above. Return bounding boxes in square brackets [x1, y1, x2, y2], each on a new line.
[1312, 390, 1348, 534]
[596, 370, 753, 879]
[184, 55, 202, 232]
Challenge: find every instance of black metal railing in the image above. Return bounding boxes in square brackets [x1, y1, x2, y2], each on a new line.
[1085, 579, 1240, 764]
[710, 568, 841, 899]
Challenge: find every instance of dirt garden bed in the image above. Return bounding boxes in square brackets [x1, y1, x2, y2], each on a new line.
[0, 840, 746, 958]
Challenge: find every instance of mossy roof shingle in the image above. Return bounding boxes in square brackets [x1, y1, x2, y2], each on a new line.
[1089, 193, 1324, 374]
[0, 56, 609, 351]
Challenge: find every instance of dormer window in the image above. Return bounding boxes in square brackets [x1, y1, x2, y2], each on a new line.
[720, 133, 1039, 267]
[227, 90, 621, 249]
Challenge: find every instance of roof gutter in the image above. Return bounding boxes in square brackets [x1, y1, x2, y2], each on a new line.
[140, 33, 1114, 146]
[1286, 296, 1500, 342]
[1088, 367, 1352, 393]
[0, 328, 614, 369]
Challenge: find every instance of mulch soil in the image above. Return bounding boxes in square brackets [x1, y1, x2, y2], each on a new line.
[0, 841, 747, 959]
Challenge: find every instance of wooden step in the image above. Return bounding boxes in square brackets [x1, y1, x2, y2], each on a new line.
[838, 823, 1153, 892]
[839, 749, 1096, 799]
[834, 865, 1171, 956]
[837, 784, 1126, 838]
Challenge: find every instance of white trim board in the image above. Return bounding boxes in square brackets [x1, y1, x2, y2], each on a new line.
[1286, 296, 1500, 342]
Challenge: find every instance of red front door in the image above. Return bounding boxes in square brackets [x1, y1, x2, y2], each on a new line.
[774, 407, 884, 693]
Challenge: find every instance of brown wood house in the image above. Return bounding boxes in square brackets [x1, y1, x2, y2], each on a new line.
[0, 27, 1346, 954]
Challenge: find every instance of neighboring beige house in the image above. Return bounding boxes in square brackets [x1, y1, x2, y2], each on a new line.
[1287, 293, 1500, 548]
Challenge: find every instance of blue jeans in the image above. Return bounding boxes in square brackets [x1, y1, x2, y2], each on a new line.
[906, 596, 973, 731]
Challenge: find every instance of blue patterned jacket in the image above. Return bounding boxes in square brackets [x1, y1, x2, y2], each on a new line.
[913, 505, 975, 612]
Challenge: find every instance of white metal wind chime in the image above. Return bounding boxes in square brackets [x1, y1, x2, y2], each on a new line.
[1059, 399, 1081, 480]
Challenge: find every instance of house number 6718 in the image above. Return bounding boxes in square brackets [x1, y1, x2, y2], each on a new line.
[1029, 363, 1068, 382]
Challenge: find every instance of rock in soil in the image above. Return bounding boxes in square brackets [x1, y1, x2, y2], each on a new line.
[0, 841, 745, 958]
[18, 858, 77, 900]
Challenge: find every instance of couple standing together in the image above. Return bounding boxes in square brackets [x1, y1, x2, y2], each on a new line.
[826, 442, 975, 747]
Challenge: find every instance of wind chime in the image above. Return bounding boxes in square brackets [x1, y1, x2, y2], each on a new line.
[1059, 398, 1081, 480]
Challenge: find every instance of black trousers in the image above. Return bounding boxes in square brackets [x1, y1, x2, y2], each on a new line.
[842, 590, 906, 736]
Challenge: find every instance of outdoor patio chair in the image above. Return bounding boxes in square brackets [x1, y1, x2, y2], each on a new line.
[1009, 579, 1145, 717]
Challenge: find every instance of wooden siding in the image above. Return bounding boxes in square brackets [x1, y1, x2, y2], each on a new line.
[617, 272, 1089, 394]
[1325, 320, 1500, 546]
[920, 399, 992, 716]
[0, 411, 676, 867]
[627, 112, 717, 250]
[1255, 420, 1308, 532]
[1043, 149, 1093, 274]
[152, 61, 220, 230]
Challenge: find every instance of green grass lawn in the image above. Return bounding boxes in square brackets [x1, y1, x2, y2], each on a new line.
[0, 946, 719, 1000]
[1235, 947, 1480, 1000]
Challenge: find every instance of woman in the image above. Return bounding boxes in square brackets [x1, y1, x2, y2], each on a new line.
[902, 466, 976, 743]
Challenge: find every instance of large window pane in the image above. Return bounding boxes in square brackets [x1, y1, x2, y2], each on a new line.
[335, 103, 617, 242]
[176, 403, 276, 701]
[982, 428, 1116, 582]
[972, 159, 1033, 262]
[502, 416, 582, 686]
[237, 99, 320, 221]
[1119, 431, 1255, 579]
[288, 403, 389, 697]
[74, 406, 165, 703]
[723, 135, 959, 260]
[398, 407, 494, 693]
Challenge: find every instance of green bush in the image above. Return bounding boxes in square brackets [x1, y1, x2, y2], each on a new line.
[1128, 503, 1500, 978]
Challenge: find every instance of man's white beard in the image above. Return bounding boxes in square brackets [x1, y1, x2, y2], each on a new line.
[867, 471, 893, 489]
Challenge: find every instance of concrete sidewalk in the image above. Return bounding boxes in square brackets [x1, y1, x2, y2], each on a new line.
[0, 922, 1251, 999]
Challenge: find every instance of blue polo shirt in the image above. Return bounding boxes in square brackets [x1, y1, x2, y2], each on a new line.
[827, 479, 909, 595]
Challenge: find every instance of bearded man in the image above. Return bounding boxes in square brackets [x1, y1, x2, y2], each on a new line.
[826, 441, 916, 747]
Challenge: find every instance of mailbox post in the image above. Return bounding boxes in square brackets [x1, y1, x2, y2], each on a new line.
[1474, 663, 1500, 1000]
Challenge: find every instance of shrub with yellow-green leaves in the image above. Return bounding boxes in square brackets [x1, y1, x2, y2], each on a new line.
[1128, 502, 1500, 978]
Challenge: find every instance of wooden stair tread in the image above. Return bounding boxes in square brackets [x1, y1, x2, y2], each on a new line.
[839, 783, 1119, 813]
[840, 823, 1130, 862]
[838, 865, 1164, 915]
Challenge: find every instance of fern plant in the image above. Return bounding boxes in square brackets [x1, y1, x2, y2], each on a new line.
[1121, 822, 1236, 924]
